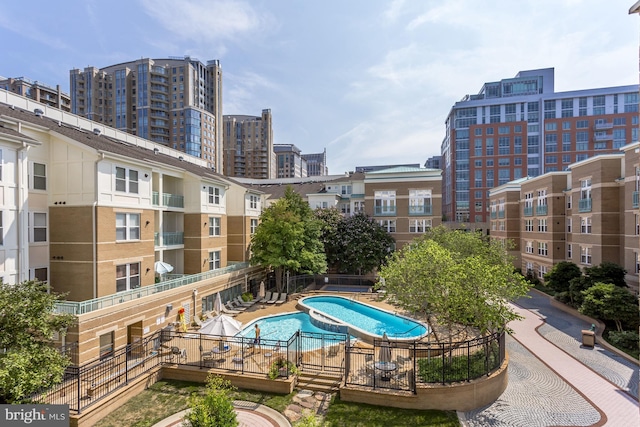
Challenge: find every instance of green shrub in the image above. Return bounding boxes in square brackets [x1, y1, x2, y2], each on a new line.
[183, 375, 238, 427]
[268, 357, 299, 380]
[241, 292, 253, 302]
[606, 330, 639, 352]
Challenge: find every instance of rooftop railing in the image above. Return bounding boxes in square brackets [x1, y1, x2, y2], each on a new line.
[54, 262, 249, 315]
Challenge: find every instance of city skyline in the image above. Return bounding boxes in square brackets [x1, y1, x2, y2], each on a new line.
[1, 0, 638, 174]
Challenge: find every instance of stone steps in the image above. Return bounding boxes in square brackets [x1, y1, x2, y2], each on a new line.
[296, 370, 342, 393]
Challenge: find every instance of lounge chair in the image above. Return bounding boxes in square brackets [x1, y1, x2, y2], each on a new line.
[193, 315, 203, 327]
[221, 305, 241, 316]
[259, 291, 272, 303]
[274, 293, 287, 305]
[234, 296, 256, 307]
[226, 301, 246, 311]
[266, 293, 279, 304]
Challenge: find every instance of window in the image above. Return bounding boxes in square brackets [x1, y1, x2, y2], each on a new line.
[31, 212, 47, 242]
[567, 244, 572, 259]
[250, 219, 258, 234]
[635, 214, 639, 236]
[378, 219, 396, 233]
[538, 219, 547, 232]
[409, 189, 432, 215]
[524, 219, 534, 232]
[353, 201, 365, 213]
[576, 120, 589, 129]
[31, 267, 48, 285]
[409, 219, 432, 233]
[374, 191, 396, 215]
[116, 262, 140, 292]
[115, 166, 139, 193]
[340, 203, 351, 214]
[538, 242, 548, 256]
[538, 265, 547, 278]
[0, 212, 2, 245]
[0, 149, 2, 181]
[580, 217, 592, 234]
[208, 186, 221, 204]
[33, 162, 46, 190]
[99, 332, 115, 360]
[567, 218, 572, 233]
[636, 252, 640, 274]
[341, 185, 352, 195]
[567, 195, 572, 209]
[580, 246, 592, 265]
[249, 195, 259, 209]
[116, 213, 140, 240]
[525, 241, 534, 254]
[209, 217, 221, 236]
[209, 251, 221, 270]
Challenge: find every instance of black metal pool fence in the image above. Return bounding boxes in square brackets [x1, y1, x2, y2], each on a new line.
[35, 328, 505, 413]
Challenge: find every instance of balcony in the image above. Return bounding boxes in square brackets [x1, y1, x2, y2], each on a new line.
[524, 206, 533, 217]
[154, 232, 184, 246]
[594, 122, 613, 129]
[409, 205, 433, 216]
[54, 262, 250, 315]
[374, 206, 396, 216]
[498, 210, 505, 218]
[633, 191, 639, 209]
[593, 133, 613, 141]
[490, 211, 497, 219]
[152, 191, 185, 208]
[536, 205, 548, 216]
[578, 198, 592, 212]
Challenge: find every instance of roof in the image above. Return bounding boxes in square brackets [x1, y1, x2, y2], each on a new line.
[0, 102, 252, 190]
[367, 166, 440, 174]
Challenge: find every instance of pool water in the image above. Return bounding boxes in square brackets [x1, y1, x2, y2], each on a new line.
[237, 312, 349, 345]
[302, 295, 427, 339]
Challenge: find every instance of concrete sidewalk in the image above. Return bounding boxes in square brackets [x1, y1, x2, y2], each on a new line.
[461, 292, 639, 426]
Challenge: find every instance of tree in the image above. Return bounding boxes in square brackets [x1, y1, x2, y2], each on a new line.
[579, 283, 638, 332]
[250, 187, 326, 292]
[543, 261, 581, 293]
[584, 262, 627, 288]
[315, 207, 343, 265]
[0, 280, 76, 403]
[380, 227, 529, 336]
[320, 212, 395, 274]
[183, 375, 238, 427]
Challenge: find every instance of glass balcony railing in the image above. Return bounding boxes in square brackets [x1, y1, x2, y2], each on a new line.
[152, 191, 184, 208]
[54, 262, 250, 315]
[524, 206, 533, 217]
[498, 210, 505, 218]
[633, 191, 639, 209]
[408, 205, 433, 216]
[490, 211, 497, 219]
[536, 205, 548, 216]
[374, 206, 396, 216]
[578, 198, 592, 212]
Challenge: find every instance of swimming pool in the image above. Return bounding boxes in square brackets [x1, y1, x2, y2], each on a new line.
[298, 295, 428, 343]
[237, 312, 348, 349]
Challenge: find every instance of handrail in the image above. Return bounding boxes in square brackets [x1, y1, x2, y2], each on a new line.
[55, 262, 250, 315]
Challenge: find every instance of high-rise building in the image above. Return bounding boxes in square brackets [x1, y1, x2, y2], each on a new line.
[0, 76, 71, 111]
[302, 149, 328, 176]
[424, 155, 441, 170]
[274, 143, 307, 178]
[70, 57, 223, 171]
[441, 68, 638, 225]
[223, 109, 274, 179]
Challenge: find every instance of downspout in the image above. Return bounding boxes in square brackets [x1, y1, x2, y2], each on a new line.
[93, 153, 105, 298]
[16, 132, 29, 283]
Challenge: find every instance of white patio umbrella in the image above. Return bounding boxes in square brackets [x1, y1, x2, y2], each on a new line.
[198, 314, 242, 337]
[214, 292, 224, 315]
[154, 261, 174, 275]
[379, 332, 392, 364]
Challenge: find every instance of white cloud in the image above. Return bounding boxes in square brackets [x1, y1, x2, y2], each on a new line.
[140, 0, 274, 45]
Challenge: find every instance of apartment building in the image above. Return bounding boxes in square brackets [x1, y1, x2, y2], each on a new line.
[0, 76, 71, 111]
[69, 57, 223, 172]
[240, 166, 442, 249]
[0, 90, 263, 363]
[274, 143, 307, 178]
[489, 143, 640, 292]
[223, 109, 275, 179]
[442, 68, 638, 226]
[302, 149, 328, 176]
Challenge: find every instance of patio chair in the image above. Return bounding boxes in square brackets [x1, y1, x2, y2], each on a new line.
[221, 305, 241, 316]
[266, 292, 279, 304]
[192, 315, 203, 328]
[259, 291, 272, 304]
[227, 300, 247, 311]
[274, 293, 287, 305]
[235, 296, 256, 307]
[264, 341, 281, 358]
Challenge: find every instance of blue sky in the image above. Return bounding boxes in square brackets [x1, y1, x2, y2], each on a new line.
[1, 1, 638, 174]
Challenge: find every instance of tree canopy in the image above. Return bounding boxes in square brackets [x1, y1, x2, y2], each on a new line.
[317, 211, 395, 274]
[0, 280, 76, 403]
[250, 187, 326, 292]
[580, 283, 638, 332]
[379, 227, 529, 336]
[543, 261, 582, 293]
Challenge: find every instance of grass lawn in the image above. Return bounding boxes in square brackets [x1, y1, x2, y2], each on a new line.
[94, 379, 460, 427]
